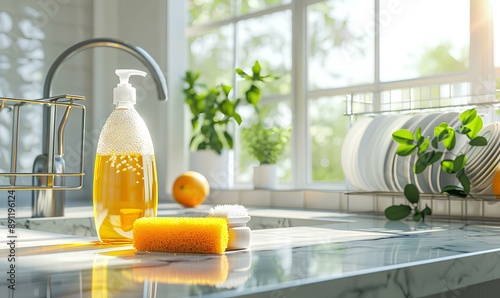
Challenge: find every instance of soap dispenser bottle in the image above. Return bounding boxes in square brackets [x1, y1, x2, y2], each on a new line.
[93, 69, 158, 243]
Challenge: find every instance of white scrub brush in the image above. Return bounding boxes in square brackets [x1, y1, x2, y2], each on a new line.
[208, 204, 251, 251]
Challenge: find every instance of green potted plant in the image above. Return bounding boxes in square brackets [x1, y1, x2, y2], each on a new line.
[183, 71, 242, 188]
[237, 61, 291, 189]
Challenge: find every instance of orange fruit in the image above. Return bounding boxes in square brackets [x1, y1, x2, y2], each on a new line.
[493, 170, 500, 199]
[172, 171, 210, 207]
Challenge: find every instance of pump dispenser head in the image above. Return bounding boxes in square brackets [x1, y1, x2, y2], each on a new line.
[114, 69, 147, 104]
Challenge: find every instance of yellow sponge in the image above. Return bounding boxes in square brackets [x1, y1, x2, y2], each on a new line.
[133, 217, 229, 254]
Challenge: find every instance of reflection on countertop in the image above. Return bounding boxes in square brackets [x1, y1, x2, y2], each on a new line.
[2, 204, 500, 297]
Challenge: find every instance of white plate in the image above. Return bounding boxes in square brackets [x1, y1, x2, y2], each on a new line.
[468, 123, 500, 193]
[341, 118, 373, 190]
[417, 112, 459, 193]
[366, 115, 402, 191]
[382, 115, 413, 192]
[465, 123, 499, 180]
[357, 115, 392, 190]
[434, 117, 465, 192]
[405, 113, 441, 192]
[392, 114, 427, 192]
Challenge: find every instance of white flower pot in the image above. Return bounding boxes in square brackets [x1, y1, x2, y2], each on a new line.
[189, 150, 233, 189]
[253, 164, 278, 189]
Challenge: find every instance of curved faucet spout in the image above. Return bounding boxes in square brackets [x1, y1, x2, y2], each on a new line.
[33, 37, 168, 218]
[43, 37, 168, 100]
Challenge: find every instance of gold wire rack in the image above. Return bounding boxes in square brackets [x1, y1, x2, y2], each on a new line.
[0, 94, 86, 190]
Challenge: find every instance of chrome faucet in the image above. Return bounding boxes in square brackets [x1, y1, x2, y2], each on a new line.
[32, 37, 168, 217]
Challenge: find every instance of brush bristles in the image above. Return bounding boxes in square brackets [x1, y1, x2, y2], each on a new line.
[208, 204, 249, 217]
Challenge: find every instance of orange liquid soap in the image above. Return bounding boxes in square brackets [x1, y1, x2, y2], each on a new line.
[93, 153, 157, 242]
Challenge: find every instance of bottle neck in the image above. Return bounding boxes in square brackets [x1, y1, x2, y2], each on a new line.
[115, 101, 135, 110]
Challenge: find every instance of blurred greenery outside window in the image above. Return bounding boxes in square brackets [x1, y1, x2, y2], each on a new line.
[186, 0, 498, 189]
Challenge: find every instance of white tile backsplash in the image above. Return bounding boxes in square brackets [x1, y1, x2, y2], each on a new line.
[466, 200, 482, 217]
[239, 190, 271, 207]
[304, 191, 341, 210]
[347, 194, 376, 212]
[271, 191, 304, 208]
[483, 201, 500, 217]
[207, 189, 500, 221]
[376, 196, 394, 213]
[208, 189, 240, 205]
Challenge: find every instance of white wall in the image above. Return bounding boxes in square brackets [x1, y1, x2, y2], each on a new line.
[0, 0, 94, 204]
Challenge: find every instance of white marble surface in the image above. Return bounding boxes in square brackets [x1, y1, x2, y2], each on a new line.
[2, 205, 500, 297]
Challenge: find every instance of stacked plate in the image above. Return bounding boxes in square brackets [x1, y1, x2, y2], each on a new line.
[464, 123, 500, 195]
[341, 113, 500, 194]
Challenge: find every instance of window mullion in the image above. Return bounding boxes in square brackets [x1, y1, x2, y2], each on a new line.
[469, 0, 496, 95]
[373, 0, 381, 112]
[292, 0, 308, 188]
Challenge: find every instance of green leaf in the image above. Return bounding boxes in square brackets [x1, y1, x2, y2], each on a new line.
[441, 185, 468, 198]
[415, 127, 422, 141]
[392, 129, 414, 144]
[441, 159, 455, 174]
[414, 158, 428, 174]
[459, 126, 472, 135]
[463, 116, 483, 139]
[245, 85, 262, 106]
[235, 68, 251, 79]
[252, 60, 262, 77]
[434, 123, 448, 139]
[221, 84, 232, 96]
[457, 169, 471, 193]
[233, 112, 242, 125]
[429, 151, 443, 164]
[459, 108, 477, 125]
[416, 136, 424, 147]
[404, 184, 420, 204]
[431, 137, 439, 149]
[450, 189, 468, 198]
[414, 151, 442, 174]
[413, 209, 422, 222]
[396, 144, 416, 156]
[422, 205, 432, 215]
[441, 185, 461, 193]
[221, 99, 234, 116]
[469, 136, 487, 146]
[442, 128, 456, 150]
[191, 117, 199, 131]
[418, 138, 430, 154]
[453, 155, 467, 172]
[385, 205, 412, 221]
[189, 135, 197, 147]
[223, 131, 233, 149]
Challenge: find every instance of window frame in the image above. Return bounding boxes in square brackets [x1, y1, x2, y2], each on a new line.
[182, 0, 498, 190]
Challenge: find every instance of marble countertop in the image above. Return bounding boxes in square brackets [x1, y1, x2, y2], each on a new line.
[2, 204, 500, 297]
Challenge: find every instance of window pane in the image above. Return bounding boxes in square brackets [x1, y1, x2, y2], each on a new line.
[493, 0, 500, 68]
[188, 0, 232, 26]
[189, 25, 234, 87]
[237, 101, 292, 184]
[380, 0, 469, 81]
[238, 0, 291, 15]
[309, 96, 348, 182]
[308, 0, 375, 90]
[236, 10, 292, 95]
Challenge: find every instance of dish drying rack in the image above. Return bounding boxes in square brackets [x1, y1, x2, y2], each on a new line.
[345, 82, 500, 117]
[0, 94, 86, 190]
[343, 81, 500, 221]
